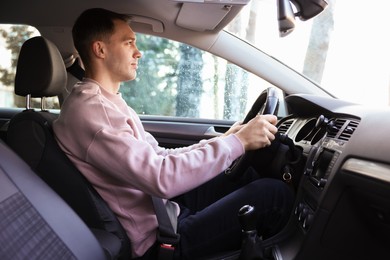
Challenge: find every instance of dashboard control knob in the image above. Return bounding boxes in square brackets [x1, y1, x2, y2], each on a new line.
[318, 178, 327, 187]
[294, 202, 304, 215]
[303, 213, 314, 230]
[298, 207, 309, 222]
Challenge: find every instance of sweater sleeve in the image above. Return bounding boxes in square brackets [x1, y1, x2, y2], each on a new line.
[86, 125, 243, 198]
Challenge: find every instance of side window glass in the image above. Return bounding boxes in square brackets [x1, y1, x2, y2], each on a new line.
[0, 24, 59, 109]
[121, 34, 279, 120]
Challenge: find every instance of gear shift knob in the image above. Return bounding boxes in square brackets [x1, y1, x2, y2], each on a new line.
[238, 205, 257, 232]
[238, 205, 265, 259]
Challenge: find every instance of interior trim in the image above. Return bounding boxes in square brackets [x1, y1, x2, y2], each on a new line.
[342, 158, 390, 183]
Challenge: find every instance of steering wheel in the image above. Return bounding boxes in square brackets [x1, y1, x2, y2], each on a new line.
[225, 87, 280, 180]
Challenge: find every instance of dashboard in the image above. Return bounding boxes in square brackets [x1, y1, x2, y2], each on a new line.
[268, 94, 390, 259]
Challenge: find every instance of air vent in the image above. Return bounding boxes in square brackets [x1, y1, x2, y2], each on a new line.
[278, 119, 294, 134]
[338, 120, 359, 141]
[327, 118, 359, 141]
[327, 119, 345, 138]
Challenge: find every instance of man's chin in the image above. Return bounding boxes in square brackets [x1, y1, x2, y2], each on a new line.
[123, 73, 137, 82]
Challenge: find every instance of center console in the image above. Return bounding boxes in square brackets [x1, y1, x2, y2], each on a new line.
[294, 137, 343, 230]
[268, 117, 350, 260]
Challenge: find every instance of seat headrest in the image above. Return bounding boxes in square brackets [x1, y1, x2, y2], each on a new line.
[15, 36, 67, 97]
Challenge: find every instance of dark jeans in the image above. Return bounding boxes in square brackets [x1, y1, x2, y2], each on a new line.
[173, 168, 294, 259]
[139, 168, 294, 260]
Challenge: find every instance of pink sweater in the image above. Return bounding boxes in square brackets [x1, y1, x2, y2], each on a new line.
[53, 79, 244, 257]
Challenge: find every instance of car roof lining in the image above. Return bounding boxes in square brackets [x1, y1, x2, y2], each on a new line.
[1, 0, 246, 57]
[0, 0, 245, 33]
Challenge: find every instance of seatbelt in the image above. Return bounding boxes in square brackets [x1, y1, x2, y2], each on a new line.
[66, 57, 85, 80]
[151, 197, 180, 260]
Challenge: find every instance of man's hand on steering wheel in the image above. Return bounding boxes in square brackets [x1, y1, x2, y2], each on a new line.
[235, 114, 278, 151]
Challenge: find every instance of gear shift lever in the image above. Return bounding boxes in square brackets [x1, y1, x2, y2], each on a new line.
[238, 205, 257, 233]
[238, 205, 264, 260]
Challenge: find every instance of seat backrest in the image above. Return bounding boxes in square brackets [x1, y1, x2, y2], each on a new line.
[0, 140, 107, 260]
[6, 36, 131, 259]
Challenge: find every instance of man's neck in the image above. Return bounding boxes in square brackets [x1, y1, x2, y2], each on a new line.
[85, 71, 120, 95]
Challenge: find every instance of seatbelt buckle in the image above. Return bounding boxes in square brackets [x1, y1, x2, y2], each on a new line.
[160, 243, 175, 250]
[156, 230, 180, 259]
[158, 243, 175, 260]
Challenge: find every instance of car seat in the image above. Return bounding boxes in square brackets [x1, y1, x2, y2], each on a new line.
[6, 36, 131, 260]
[0, 139, 107, 260]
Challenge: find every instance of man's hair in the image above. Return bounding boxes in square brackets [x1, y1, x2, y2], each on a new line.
[72, 8, 131, 68]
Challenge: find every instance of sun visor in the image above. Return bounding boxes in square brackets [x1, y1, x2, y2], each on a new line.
[174, 0, 250, 32]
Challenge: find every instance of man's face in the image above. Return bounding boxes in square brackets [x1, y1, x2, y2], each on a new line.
[104, 19, 142, 83]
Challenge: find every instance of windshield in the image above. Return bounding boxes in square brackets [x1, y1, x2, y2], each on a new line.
[226, 0, 390, 107]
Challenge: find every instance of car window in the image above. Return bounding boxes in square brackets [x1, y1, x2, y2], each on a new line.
[226, 0, 390, 107]
[121, 34, 281, 120]
[0, 24, 59, 109]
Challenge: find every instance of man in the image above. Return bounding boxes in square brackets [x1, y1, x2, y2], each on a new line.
[53, 8, 294, 259]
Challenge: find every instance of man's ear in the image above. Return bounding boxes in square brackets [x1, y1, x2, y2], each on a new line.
[91, 41, 106, 59]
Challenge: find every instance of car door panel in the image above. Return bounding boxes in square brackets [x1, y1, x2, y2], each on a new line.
[140, 115, 234, 148]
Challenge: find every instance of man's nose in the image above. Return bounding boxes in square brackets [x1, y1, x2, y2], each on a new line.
[134, 49, 142, 59]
